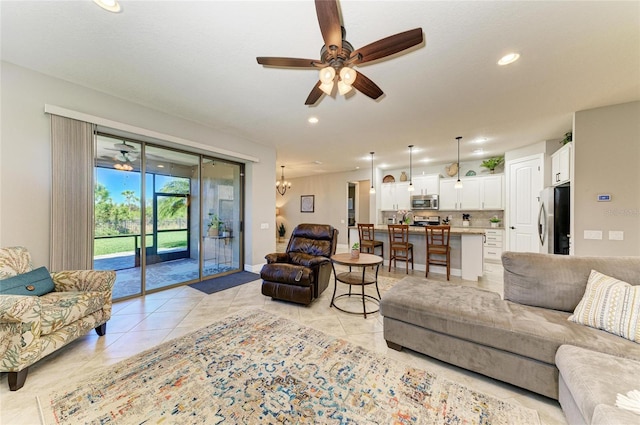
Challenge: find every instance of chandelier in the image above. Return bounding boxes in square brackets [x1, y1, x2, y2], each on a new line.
[276, 165, 291, 196]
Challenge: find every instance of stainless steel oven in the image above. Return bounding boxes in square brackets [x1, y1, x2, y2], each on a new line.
[411, 194, 439, 210]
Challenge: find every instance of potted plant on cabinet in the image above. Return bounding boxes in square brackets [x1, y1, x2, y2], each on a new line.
[351, 242, 360, 259]
[277, 223, 286, 242]
[480, 156, 504, 174]
[489, 216, 501, 228]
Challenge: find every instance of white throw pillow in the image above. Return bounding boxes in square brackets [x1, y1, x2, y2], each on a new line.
[569, 270, 640, 343]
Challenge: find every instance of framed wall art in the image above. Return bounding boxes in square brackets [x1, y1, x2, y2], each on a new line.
[300, 195, 315, 213]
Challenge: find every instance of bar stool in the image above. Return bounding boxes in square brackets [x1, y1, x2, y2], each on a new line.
[357, 223, 384, 257]
[387, 224, 413, 273]
[425, 225, 451, 280]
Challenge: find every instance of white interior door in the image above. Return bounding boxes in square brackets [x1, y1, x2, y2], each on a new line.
[507, 155, 543, 252]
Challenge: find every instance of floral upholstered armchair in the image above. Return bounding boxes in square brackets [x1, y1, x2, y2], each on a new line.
[0, 246, 115, 390]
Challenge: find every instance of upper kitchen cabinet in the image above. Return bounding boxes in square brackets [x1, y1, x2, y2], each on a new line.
[381, 181, 411, 211]
[480, 175, 504, 209]
[411, 174, 440, 195]
[439, 175, 504, 210]
[551, 142, 572, 186]
[439, 177, 481, 210]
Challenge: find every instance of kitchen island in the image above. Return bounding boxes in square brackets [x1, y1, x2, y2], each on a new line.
[348, 225, 485, 281]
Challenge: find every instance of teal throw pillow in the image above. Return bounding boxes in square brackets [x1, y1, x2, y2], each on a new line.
[0, 266, 55, 296]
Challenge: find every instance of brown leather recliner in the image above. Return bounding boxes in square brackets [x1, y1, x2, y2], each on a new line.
[261, 223, 338, 305]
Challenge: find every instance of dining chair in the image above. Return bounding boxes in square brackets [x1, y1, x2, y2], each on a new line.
[357, 223, 383, 257]
[387, 224, 413, 273]
[425, 225, 451, 280]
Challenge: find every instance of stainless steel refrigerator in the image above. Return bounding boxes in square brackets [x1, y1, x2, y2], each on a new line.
[538, 185, 570, 255]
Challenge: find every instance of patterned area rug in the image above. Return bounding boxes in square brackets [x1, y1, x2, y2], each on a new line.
[41, 310, 540, 425]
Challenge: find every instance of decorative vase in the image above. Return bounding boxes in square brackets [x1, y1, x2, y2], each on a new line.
[399, 171, 408, 182]
[350, 249, 360, 259]
[208, 227, 219, 237]
[491, 222, 499, 228]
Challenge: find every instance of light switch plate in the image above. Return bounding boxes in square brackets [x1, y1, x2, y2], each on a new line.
[609, 231, 624, 241]
[260, 223, 269, 229]
[584, 230, 602, 240]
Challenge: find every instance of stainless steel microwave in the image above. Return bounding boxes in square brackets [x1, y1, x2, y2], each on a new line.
[411, 194, 439, 210]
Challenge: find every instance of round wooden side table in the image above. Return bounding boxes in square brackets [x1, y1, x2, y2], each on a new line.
[330, 252, 383, 318]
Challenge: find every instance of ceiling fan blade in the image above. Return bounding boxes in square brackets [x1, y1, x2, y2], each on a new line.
[305, 81, 324, 105]
[351, 28, 423, 65]
[352, 71, 383, 100]
[256, 57, 319, 68]
[315, 0, 342, 55]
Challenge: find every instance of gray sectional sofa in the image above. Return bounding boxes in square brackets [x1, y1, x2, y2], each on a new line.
[380, 252, 640, 423]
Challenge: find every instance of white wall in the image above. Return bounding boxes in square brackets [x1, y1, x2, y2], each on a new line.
[0, 61, 276, 269]
[276, 168, 371, 246]
[573, 101, 640, 256]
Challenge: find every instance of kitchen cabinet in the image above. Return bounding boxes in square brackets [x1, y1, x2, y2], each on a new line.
[551, 142, 571, 186]
[483, 229, 503, 262]
[380, 182, 411, 210]
[411, 174, 440, 195]
[439, 177, 481, 210]
[439, 175, 503, 210]
[480, 175, 504, 209]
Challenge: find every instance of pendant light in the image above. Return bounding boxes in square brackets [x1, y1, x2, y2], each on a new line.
[369, 152, 376, 194]
[407, 145, 415, 192]
[276, 165, 291, 196]
[454, 137, 463, 189]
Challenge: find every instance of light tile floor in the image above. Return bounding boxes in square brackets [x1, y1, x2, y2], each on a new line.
[0, 254, 567, 425]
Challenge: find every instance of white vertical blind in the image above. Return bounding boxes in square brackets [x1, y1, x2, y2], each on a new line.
[50, 115, 95, 271]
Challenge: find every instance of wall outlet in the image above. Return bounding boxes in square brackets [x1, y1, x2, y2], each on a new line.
[609, 231, 624, 241]
[583, 230, 602, 240]
[260, 223, 269, 229]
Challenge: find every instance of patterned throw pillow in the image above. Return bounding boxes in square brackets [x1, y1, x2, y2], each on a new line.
[0, 266, 55, 296]
[569, 270, 640, 343]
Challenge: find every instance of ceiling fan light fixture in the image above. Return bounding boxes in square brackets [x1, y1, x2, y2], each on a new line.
[319, 81, 334, 95]
[93, 0, 121, 13]
[339, 67, 357, 85]
[114, 163, 133, 171]
[319, 66, 336, 84]
[337, 80, 353, 95]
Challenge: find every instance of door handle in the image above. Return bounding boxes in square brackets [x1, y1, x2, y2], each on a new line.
[510, 226, 516, 229]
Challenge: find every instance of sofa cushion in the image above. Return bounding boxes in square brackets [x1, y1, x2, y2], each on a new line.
[502, 252, 640, 312]
[0, 267, 55, 296]
[556, 345, 640, 424]
[569, 270, 640, 343]
[40, 291, 106, 335]
[381, 277, 640, 365]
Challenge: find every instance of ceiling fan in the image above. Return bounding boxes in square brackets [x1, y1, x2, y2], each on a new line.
[256, 0, 423, 105]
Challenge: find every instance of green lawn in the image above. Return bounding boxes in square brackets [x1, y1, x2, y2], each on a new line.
[94, 231, 187, 256]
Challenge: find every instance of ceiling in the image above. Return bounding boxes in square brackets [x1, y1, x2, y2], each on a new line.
[2, 1, 639, 178]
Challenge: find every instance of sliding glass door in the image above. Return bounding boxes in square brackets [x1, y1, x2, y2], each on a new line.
[93, 134, 244, 300]
[94, 136, 143, 299]
[201, 157, 243, 278]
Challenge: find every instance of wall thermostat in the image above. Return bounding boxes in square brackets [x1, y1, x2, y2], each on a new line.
[597, 194, 611, 202]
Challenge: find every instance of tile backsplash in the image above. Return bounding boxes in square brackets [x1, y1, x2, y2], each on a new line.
[380, 210, 503, 228]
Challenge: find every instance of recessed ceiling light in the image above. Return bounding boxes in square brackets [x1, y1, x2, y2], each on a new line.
[93, 0, 121, 12]
[157, 164, 165, 168]
[474, 137, 488, 144]
[473, 149, 484, 155]
[313, 160, 322, 165]
[498, 52, 520, 66]
[308, 117, 319, 124]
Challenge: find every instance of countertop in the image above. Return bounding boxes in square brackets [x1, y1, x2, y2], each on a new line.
[349, 225, 487, 235]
